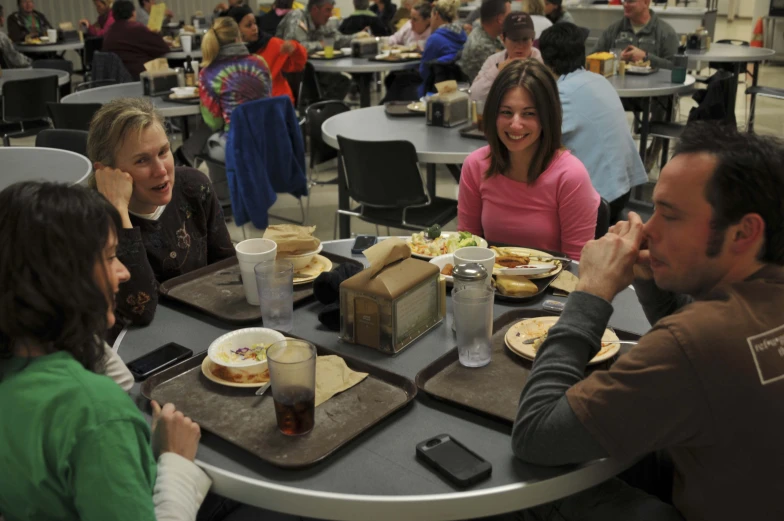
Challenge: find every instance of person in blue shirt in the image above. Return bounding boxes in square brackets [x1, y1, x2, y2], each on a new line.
[539, 22, 647, 223]
[418, 0, 465, 97]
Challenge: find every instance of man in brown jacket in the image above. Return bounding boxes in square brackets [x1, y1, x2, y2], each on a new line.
[103, 0, 170, 80]
[512, 122, 784, 520]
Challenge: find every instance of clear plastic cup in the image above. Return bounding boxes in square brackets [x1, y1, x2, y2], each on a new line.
[323, 37, 335, 58]
[452, 286, 494, 368]
[267, 339, 317, 436]
[254, 260, 294, 332]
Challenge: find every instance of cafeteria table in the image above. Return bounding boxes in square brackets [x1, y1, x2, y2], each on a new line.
[684, 43, 776, 132]
[0, 67, 70, 88]
[166, 48, 203, 60]
[62, 82, 200, 138]
[310, 56, 420, 108]
[14, 40, 85, 55]
[118, 238, 652, 521]
[0, 147, 92, 191]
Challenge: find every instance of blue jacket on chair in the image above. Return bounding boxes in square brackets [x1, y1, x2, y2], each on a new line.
[226, 96, 308, 229]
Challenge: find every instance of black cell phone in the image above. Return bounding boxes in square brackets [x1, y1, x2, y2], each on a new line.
[126, 342, 193, 381]
[351, 235, 377, 254]
[416, 434, 492, 488]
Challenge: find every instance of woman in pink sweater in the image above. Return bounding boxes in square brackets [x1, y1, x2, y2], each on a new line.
[458, 59, 599, 260]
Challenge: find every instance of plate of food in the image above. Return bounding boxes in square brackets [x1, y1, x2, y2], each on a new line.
[408, 227, 487, 259]
[625, 60, 657, 75]
[206, 328, 285, 387]
[490, 246, 563, 280]
[407, 101, 426, 113]
[504, 316, 621, 365]
[312, 50, 344, 59]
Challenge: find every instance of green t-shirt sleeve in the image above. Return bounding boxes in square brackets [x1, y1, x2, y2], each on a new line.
[69, 418, 158, 521]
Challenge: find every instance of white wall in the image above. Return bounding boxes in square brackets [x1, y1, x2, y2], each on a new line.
[14, 0, 358, 28]
[716, 0, 755, 18]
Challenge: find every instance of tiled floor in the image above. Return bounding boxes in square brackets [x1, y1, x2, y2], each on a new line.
[6, 17, 781, 244]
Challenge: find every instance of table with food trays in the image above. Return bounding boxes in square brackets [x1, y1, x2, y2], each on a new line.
[117, 238, 652, 521]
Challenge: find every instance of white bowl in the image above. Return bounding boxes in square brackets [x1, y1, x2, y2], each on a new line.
[207, 328, 286, 382]
[171, 86, 197, 97]
[429, 253, 454, 283]
[340, 47, 352, 55]
[277, 243, 323, 270]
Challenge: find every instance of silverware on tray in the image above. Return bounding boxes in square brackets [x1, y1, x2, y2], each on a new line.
[255, 381, 271, 396]
[522, 335, 638, 346]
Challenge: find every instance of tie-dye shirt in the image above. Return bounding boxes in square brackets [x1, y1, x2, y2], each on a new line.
[198, 47, 272, 133]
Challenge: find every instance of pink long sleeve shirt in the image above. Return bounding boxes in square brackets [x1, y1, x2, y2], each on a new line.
[458, 146, 599, 260]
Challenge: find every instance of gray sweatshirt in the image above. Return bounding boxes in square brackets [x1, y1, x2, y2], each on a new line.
[591, 9, 679, 70]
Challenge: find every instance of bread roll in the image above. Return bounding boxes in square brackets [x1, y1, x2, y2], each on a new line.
[495, 275, 538, 297]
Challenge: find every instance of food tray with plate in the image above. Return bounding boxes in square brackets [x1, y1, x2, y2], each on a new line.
[384, 101, 426, 117]
[159, 251, 363, 325]
[415, 309, 640, 425]
[141, 339, 417, 469]
[309, 50, 345, 59]
[407, 231, 488, 259]
[490, 246, 565, 302]
[625, 66, 658, 75]
[164, 93, 200, 104]
[368, 54, 421, 63]
[459, 124, 486, 140]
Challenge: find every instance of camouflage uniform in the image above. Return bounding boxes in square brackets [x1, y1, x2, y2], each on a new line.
[457, 24, 504, 83]
[276, 9, 354, 100]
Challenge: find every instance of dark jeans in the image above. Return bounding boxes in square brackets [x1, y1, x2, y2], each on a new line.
[317, 72, 351, 101]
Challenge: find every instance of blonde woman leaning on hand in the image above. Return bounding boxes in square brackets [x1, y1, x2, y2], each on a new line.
[89, 98, 235, 328]
[199, 16, 271, 161]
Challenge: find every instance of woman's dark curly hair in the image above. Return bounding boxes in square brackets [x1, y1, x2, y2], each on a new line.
[0, 182, 122, 375]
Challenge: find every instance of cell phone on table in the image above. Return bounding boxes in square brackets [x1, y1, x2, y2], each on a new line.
[126, 342, 193, 381]
[351, 235, 377, 254]
[416, 434, 492, 488]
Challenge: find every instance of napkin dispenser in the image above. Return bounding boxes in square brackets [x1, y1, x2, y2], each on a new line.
[427, 90, 470, 128]
[686, 27, 710, 50]
[352, 38, 379, 57]
[60, 29, 80, 42]
[141, 70, 180, 96]
[340, 257, 445, 355]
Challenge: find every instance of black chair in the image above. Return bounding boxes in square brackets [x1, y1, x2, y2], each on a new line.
[91, 51, 134, 83]
[596, 198, 610, 240]
[297, 62, 323, 112]
[423, 61, 469, 95]
[35, 129, 89, 157]
[47, 102, 102, 131]
[747, 85, 784, 133]
[2, 76, 58, 146]
[32, 59, 73, 96]
[305, 100, 351, 181]
[83, 37, 104, 79]
[75, 79, 119, 92]
[647, 70, 735, 168]
[335, 135, 458, 237]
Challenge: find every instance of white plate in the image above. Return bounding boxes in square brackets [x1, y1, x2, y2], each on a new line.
[292, 254, 333, 285]
[494, 261, 557, 276]
[429, 253, 454, 283]
[201, 356, 268, 388]
[504, 316, 620, 365]
[407, 232, 488, 259]
[407, 101, 426, 112]
[490, 246, 563, 280]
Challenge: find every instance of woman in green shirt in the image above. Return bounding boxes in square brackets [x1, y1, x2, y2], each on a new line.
[0, 182, 211, 521]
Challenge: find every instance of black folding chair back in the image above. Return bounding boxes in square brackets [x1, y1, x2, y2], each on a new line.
[83, 37, 104, 76]
[336, 135, 458, 232]
[47, 102, 102, 131]
[305, 101, 351, 170]
[31, 59, 74, 73]
[297, 62, 322, 111]
[2, 76, 58, 145]
[35, 129, 89, 158]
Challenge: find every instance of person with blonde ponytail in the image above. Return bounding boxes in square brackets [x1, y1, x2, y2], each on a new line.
[199, 16, 271, 161]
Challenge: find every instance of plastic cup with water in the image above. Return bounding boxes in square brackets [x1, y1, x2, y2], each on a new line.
[254, 260, 294, 332]
[452, 286, 494, 368]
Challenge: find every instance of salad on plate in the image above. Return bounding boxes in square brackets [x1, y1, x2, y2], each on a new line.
[408, 226, 485, 257]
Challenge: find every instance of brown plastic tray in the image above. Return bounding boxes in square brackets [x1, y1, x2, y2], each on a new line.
[159, 251, 363, 325]
[415, 309, 641, 425]
[141, 338, 417, 469]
